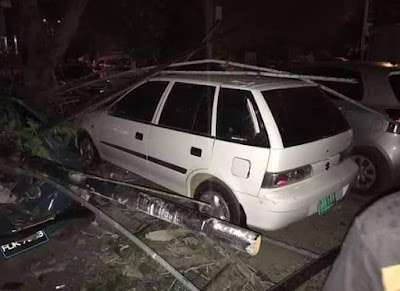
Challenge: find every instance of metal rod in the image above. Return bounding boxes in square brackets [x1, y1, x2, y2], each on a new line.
[306, 80, 396, 124]
[267, 246, 340, 291]
[17, 168, 200, 291]
[68, 171, 210, 208]
[360, 0, 370, 60]
[161, 69, 358, 84]
[262, 236, 320, 260]
[163, 59, 397, 124]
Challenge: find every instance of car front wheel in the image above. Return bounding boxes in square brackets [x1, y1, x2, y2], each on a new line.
[78, 134, 98, 166]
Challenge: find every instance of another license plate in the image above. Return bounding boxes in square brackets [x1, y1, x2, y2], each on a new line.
[317, 193, 336, 215]
[1, 230, 49, 259]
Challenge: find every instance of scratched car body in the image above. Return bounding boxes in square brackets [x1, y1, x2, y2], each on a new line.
[77, 72, 358, 231]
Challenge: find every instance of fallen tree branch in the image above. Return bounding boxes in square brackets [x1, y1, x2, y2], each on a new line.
[42, 22, 224, 133]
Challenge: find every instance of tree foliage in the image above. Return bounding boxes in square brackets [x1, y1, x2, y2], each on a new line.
[0, 92, 76, 159]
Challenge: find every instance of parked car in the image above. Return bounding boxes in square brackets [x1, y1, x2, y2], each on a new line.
[93, 53, 133, 78]
[287, 62, 400, 195]
[76, 72, 357, 231]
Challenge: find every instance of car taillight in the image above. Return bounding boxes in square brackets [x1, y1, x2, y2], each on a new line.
[262, 165, 312, 188]
[339, 146, 353, 163]
[387, 122, 400, 134]
[386, 109, 400, 134]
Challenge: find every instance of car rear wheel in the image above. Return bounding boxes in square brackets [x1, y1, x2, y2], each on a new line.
[78, 134, 98, 166]
[195, 181, 243, 225]
[351, 148, 389, 196]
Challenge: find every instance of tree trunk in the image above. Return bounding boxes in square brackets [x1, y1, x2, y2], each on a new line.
[19, 0, 89, 113]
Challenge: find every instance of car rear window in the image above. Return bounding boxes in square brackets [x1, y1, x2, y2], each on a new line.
[262, 86, 350, 147]
[389, 73, 400, 102]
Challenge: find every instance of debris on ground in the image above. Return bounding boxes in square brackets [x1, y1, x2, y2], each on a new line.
[145, 228, 191, 242]
[0, 184, 16, 204]
[0, 160, 373, 290]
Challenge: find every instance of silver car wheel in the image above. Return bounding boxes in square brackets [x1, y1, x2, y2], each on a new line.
[198, 190, 231, 221]
[79, 137, 95, 165]
[352, 154, 377, 190]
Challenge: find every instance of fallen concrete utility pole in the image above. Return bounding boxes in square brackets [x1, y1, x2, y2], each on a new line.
[88, 183, 262, 256]
[25, 158, 261, 256]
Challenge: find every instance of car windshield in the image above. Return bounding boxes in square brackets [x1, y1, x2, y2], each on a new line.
[262, 86, 350, 147]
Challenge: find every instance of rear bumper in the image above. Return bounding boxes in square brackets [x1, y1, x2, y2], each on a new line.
[235, 159, 358, 231]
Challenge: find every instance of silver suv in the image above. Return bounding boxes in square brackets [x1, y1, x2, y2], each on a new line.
[289, 62, 400, 195]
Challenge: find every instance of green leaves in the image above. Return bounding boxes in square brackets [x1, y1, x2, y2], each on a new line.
[0, 99, 76, 159]
[53, 121, 77, 147]
[15, 117, 50, 159]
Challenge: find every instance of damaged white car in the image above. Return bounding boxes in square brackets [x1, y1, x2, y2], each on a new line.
[77, 72, 358, 231]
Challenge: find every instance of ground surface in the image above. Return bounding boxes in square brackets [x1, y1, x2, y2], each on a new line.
[0, 162, 377, 291]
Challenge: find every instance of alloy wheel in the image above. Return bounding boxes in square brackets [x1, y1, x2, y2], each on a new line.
[199, 190, 231, 221]
[79, 138, 94, 165]
[351, 154, 377, 190]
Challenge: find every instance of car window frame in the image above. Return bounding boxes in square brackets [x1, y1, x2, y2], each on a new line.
[216, 87, 270, 148]
[154, 81, 218, 138]
[107, 80, 170, 124]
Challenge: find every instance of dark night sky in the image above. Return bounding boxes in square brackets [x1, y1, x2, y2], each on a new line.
[222, 0, 364, 51]
[51, 0, 365, 60]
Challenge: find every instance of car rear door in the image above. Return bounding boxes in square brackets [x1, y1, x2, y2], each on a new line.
[208, 88, 271, 196]
[99, 81, 169, 178]
[147, 82, 216, 195]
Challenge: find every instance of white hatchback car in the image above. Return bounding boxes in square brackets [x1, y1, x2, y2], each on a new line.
[77, 72, 358, 231]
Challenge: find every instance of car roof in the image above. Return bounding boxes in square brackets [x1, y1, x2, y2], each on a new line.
[154, 72, 310, 91]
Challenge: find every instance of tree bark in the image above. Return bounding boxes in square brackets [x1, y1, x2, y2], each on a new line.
[19, 0, 89, 112]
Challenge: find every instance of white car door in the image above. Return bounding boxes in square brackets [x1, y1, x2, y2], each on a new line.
[208, 88, 270, 196]
[147, 82, 216, 195]
[99, 81, 169, 178]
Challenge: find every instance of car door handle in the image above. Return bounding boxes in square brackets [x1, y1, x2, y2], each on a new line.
[190, 147, 202, 157]
[135, 132, 143, 140]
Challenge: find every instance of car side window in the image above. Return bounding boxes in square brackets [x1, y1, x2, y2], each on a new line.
[158, 82, 215, 135]
[217, 88, 269, 147]
[111, 81, 168, 122]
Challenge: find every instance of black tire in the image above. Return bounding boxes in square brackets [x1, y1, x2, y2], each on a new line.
[78, 133, 99, 167]
[351, 148, 390, 196]
[195, 180, 244, 225]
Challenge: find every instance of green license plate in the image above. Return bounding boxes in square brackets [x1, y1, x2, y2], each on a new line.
[317, 193, 336, 215]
